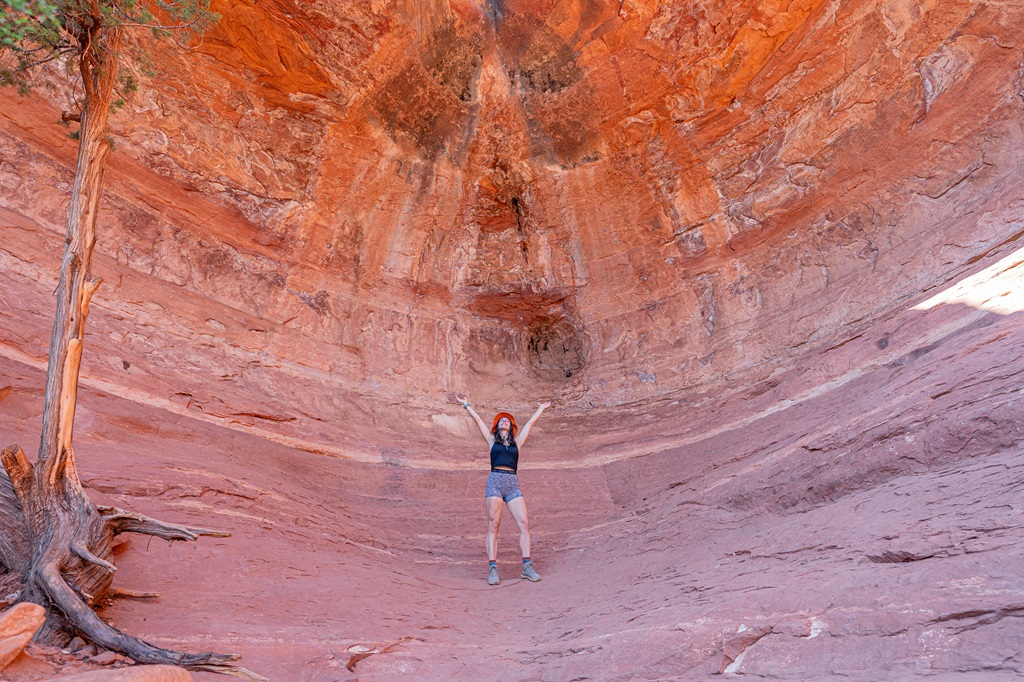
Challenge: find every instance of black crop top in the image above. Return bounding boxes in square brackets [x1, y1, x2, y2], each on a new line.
[490, 439, 519, 472]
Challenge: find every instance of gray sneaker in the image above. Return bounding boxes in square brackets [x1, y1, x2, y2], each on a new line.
[520, 561, 541, 582]
[488, 565, 500, 585]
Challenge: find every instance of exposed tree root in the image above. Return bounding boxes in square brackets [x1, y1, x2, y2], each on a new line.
[98, 506, 231, 541]
[107, 587, 161, 599]
[0, 445, 265, 679]
[0, 13, 265, 680]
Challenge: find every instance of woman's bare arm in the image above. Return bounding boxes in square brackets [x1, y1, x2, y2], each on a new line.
[516, 402, 550, 448]
[455, 395, 494, 446]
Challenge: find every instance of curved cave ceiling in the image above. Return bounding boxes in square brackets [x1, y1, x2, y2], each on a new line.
[1, 0, 1023, 467]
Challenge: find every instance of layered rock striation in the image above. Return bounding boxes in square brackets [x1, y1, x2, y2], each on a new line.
[2, 0, 1022, 465]
[1, 0, 1024, 679]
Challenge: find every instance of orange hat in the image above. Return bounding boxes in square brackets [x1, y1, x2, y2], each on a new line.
[492, 412, 518, 436]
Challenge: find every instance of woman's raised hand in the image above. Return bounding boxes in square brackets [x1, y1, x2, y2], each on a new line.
[539, 401, 551, 409]
[455, 394, 469, 405]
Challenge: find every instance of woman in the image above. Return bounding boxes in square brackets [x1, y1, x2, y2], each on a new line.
[456, 395, 550, 585]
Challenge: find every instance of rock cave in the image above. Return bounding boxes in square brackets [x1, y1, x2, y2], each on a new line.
[1, 0, 1022, 679]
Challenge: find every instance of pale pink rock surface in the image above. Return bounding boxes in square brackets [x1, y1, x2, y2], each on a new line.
[44, 666, 191, 681]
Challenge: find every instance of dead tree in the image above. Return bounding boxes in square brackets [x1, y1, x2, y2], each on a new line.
[0, 4, 260, 678]
[0, 446, 240, 671]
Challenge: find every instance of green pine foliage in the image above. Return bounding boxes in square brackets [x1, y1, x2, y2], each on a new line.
[0, 1, 60, 93]
[1, 0, 218, 94]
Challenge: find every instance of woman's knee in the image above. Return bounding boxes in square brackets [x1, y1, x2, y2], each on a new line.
[488, 518, 502, 533]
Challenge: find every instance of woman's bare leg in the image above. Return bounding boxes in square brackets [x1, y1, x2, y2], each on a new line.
[506, 496, 531, 558]
[486, 496, 504, 561]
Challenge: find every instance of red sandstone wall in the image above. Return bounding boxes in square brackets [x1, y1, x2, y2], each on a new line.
[1, 0, 1023, 466]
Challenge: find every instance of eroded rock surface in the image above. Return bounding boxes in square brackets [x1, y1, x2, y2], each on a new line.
[0, 604, 45, 672]
[1, 0, 1023, 679]
[43, 666, 191, 682]
[2, 0, 1022, 464]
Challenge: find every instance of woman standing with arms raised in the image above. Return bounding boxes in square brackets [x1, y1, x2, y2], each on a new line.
[455, 395, 550, 585]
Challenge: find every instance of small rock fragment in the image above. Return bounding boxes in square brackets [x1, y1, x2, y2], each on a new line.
[70, 636, 87, 651]
[720, 624, 772, 674]
[89, 650, 119, 665]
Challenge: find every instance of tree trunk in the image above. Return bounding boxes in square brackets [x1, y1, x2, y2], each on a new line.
[0, 16, 260, 680]
[35, 26, 116, 498]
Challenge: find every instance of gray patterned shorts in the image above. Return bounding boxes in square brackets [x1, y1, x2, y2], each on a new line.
[485, 470, 523, 502]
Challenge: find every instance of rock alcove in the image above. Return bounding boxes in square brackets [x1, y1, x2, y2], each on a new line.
[525, 317, 586, 380]
[1, 0, 1023, 679]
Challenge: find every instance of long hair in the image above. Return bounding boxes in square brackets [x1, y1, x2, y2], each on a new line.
[492, 427, 515, 446]
[491, 412, 517, 446]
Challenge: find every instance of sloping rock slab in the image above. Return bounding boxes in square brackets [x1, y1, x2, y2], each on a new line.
[44, 666, 192, 681]
[0, 603, 45, 672]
